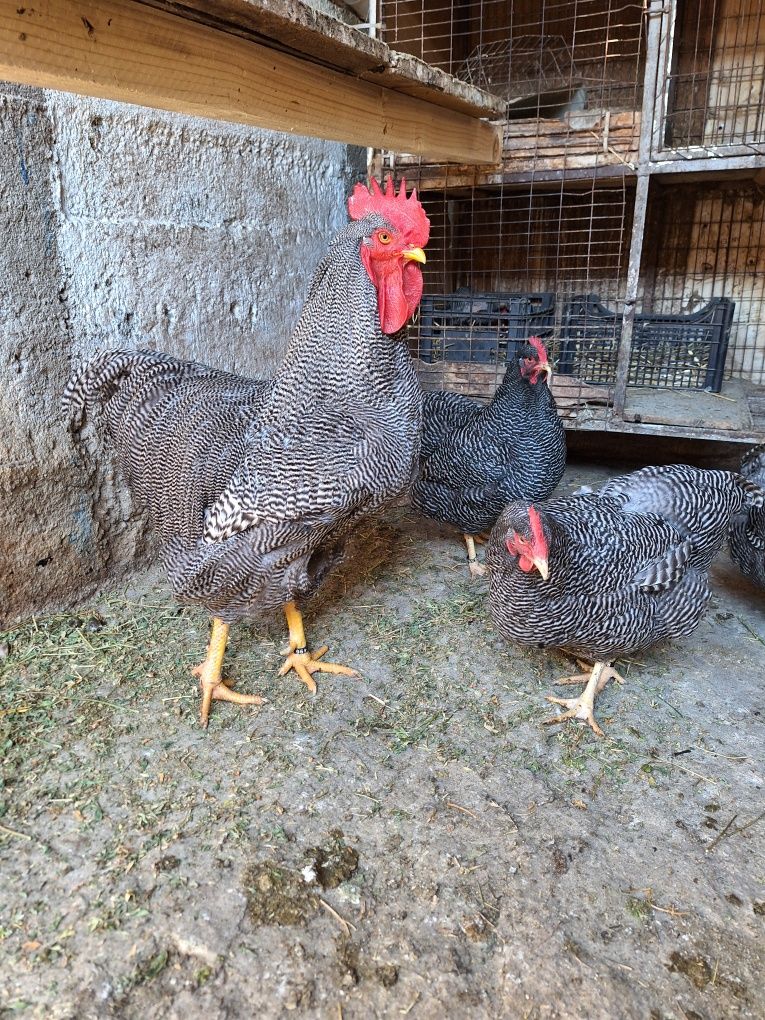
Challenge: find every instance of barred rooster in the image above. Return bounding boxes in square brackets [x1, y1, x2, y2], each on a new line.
[487, 464, 764, 735]
[63, 179, 429, 726]
[412, 338, 565, 575]
[729, 445, 765, 590]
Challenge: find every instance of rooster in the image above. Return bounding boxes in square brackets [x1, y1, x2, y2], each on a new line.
[412, 338, 565, 575]
[63, 178, 430, 727]
[729, 445, 765, 589]
[487, 464, 764, 735]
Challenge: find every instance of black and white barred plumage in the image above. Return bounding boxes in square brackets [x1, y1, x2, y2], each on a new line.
[63, 215, 422, 623]
[411, 343, 566, 535]
[487, 464, 764, 661]
[729, 445, 765, 590]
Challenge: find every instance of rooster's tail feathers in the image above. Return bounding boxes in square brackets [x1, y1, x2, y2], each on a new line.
[62, 348, 195, 432]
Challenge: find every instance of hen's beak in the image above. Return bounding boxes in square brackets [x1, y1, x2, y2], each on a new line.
[402, 246, 427, 264]
[533, 557, 550, 581]
[539, 362, 553, 385]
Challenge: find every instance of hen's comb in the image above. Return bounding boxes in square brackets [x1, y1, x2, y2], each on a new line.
[348, 175, 430, 245]
[527, 336, 549, 363]
[528, 506, 547, 551]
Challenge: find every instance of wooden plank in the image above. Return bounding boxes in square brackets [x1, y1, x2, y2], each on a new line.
[384, 110, 641, 190]
[145, 0, 507, 119]
[623, 380, 754, 431]
[0, 0, 502, 164]
[414, 360, 609, 408]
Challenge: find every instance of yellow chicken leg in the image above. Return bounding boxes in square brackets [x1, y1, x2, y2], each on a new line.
[278, 601, 359, 693]
[541, 660, 625, 737]
[464, 535, 487, 578]
[192, 617, 264, 729]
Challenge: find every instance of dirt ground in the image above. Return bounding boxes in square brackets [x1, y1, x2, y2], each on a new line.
[1, 462, 763, 1020]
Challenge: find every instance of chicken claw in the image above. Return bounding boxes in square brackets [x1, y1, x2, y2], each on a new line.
[280, 602, 359, 693]
[541, 661, 624, 737]
[278, 645, 358, 694]
[464, 535, 487, 578]
[193, 618, 264, 728]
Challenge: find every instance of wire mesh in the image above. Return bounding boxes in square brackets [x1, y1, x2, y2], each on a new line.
[640, 179, 765, 387]
[660, 0, 765, 156]
[377, 0, 765, 436]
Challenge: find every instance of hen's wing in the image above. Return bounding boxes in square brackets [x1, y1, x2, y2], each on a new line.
[585, 463, 763, 568]
[420, 390, 479, 458]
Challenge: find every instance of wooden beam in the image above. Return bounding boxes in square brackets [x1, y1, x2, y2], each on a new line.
[144, 0, 507, 120]
[0, 0, 502, 164]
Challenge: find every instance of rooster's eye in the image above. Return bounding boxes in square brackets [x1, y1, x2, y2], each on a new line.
[377, 231, 392, 245]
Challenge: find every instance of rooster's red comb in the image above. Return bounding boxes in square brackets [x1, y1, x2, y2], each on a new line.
[348, 176, 430, 247]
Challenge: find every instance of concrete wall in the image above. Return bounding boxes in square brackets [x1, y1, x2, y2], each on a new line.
[0, 83, 362, 626]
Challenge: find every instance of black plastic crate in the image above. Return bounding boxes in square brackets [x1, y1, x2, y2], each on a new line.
[414, 290, 555, 364]
[557, 294, 735, 392]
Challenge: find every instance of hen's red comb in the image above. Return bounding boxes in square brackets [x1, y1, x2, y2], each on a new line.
[528, 506, 547, 552]
[348, 175, 430, 246]
[528, 336, 549, 363]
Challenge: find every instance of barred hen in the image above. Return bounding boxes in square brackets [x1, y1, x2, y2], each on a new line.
[412, 339, 565, 575]
[729, 445, 765, 589]
[63, 179, 429, 726]
[487, 464, 764, 735]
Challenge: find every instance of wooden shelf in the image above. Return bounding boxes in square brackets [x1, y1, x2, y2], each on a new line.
[0, 0, 503, 164]
[414, 362, 765, 444]
[387, 110, 640, 191]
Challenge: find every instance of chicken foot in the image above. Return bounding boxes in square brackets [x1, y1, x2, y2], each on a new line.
[193, 618, 265, 729]
[278, 601, 358, 694]
[541, 660, 625, 737]
[464, 535, 487, 578]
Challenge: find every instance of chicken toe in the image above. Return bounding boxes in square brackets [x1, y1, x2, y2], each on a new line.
[464, 535, 487, 578]
[541, 661, 624, 737]
[279, 602, 359, 693]
[193, 618, 264, 728]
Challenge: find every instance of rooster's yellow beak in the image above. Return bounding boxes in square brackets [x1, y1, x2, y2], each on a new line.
[402, 246, 427, 265]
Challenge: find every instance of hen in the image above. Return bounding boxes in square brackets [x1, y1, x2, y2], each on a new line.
[487, 464, 764, 735]
[63, 179, 430, 726]
[729, 445, 765, 589]
[412, 338, 566, 575]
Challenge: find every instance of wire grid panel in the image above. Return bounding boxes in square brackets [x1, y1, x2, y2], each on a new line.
[640, 179, 765, 387]
[381, 0, 646, 116]
[399, 182, 635, 428]
[659, 0, 765, 156]
[378, 0, 765, 434]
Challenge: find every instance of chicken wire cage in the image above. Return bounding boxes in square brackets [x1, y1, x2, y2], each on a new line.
[377, 0, 765, 440]
[457, 35, 586, 119]
[404, 182, 635, 418]
[658, 0, 765, 157]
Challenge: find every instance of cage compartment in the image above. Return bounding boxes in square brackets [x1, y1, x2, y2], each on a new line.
[415, 291, 556, 364]
[557, 294, 735, 392]
[661, 0, 765, 156]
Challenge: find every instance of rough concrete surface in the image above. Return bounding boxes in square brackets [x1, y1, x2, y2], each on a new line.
[0, 82, 359, 626]
[0, 462, 763, 1019]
